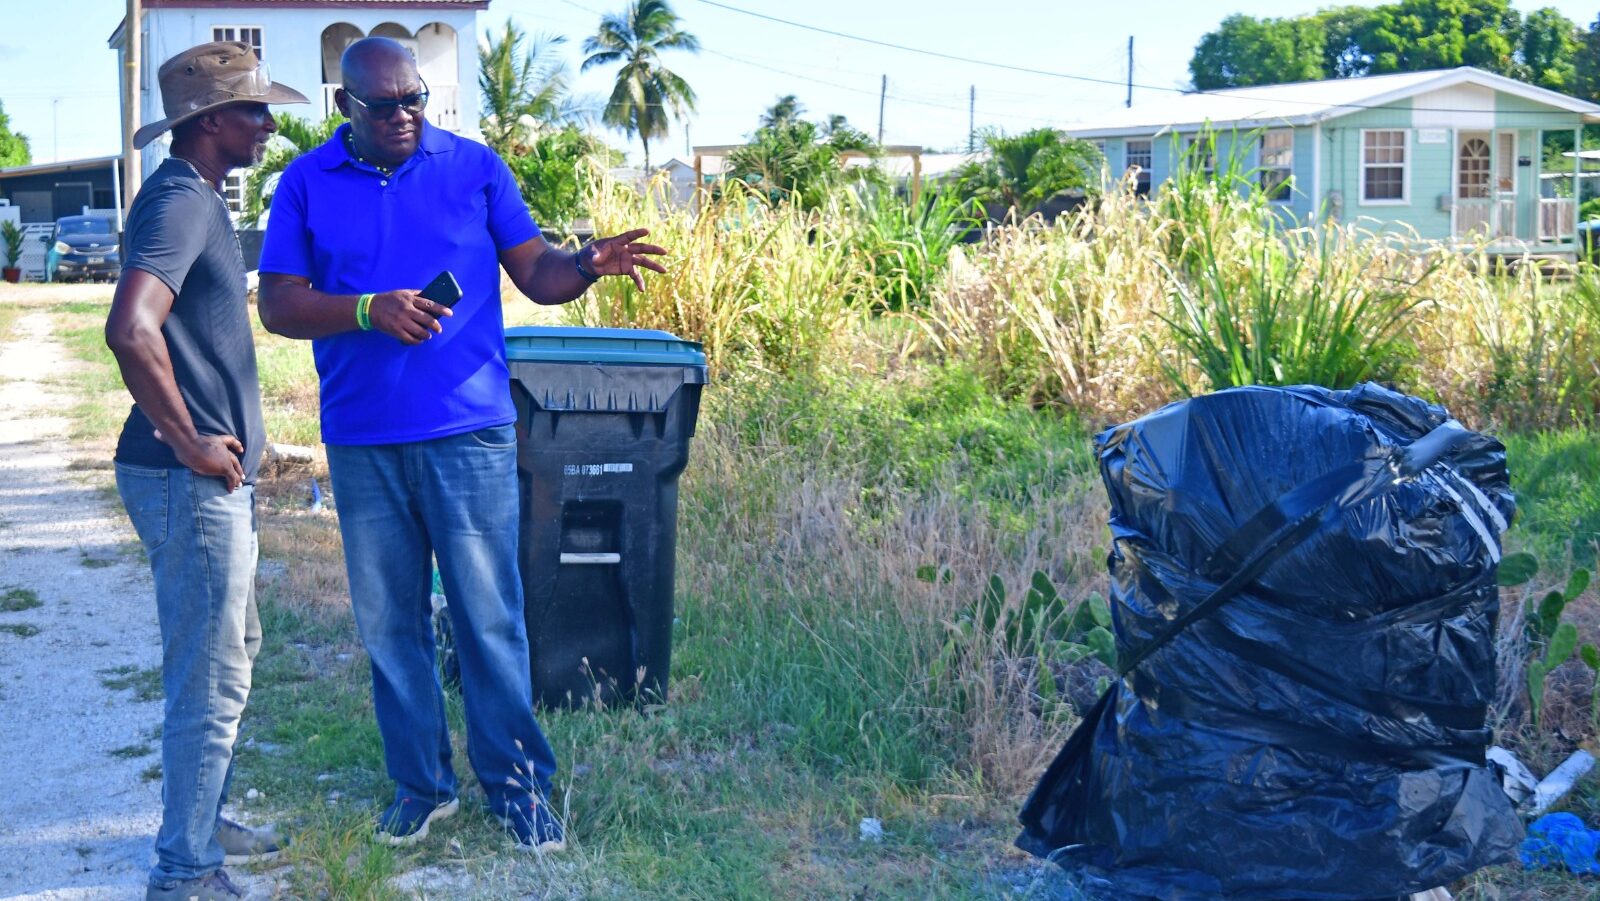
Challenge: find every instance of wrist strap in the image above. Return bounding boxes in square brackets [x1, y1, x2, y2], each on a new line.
[574, 250, 601, 284]
[357, 293, 375, 330]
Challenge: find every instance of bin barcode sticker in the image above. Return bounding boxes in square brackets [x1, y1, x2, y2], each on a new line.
[564, 462, 634, 476]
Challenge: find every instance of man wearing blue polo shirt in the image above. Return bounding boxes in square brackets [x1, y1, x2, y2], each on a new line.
[257, 38, 665, 853]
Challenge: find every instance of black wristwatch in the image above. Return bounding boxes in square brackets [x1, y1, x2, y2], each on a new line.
[574, 248, 601, 283]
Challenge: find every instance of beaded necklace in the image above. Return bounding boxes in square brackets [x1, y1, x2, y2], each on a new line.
[344, 131, 396, 177]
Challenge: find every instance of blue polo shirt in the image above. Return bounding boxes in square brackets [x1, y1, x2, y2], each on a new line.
[259, 123, 541, 445]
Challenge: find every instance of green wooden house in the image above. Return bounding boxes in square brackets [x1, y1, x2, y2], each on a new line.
[1065, 67, 1600, 258]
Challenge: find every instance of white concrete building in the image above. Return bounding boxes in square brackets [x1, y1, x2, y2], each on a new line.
[109, 0, 489, 217]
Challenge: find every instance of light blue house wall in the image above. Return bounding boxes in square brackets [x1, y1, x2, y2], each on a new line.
[1068, 69, 1599, 254]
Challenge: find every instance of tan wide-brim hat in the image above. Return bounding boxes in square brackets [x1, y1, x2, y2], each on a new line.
[133, 41, 308, 149]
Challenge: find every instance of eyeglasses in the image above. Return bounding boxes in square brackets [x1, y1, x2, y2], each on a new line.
[344, 77, 430, 120]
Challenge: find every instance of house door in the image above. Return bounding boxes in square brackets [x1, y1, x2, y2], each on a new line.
[1493, 131, 1517, 239]
[1455, 132, 1492, 238]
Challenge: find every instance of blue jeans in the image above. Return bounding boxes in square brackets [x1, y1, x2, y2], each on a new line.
[115, 464, 259, 885]
[326, 424, 556, 815]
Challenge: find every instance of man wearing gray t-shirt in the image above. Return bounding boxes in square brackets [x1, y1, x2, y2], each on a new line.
[104, 42, 306, 901]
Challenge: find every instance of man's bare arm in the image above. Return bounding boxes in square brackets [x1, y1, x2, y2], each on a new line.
[500, 230, 667, 305]
[105, 269, 245, 490]
[258, 272, 452, 345]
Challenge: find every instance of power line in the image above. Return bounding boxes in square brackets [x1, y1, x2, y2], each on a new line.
[550, 0, 1069, 124]
[700, 46, 1058, 125]
[688, 0, 1134, 89]
[684, 0, 1596, 117]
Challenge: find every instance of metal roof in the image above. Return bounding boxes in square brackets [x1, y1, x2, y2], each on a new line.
[1063, 67, 1600, 138]
[0, 155, 122, 181]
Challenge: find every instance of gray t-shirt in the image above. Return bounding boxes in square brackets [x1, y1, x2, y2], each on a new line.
[113, 158, 264, 483]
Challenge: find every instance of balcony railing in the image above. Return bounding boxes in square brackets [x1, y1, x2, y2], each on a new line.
[321, 83, 461, 133]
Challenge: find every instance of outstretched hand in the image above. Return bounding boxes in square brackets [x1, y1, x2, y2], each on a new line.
[581, 229, 668, 291]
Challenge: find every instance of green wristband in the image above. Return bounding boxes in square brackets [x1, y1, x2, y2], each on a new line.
[357, 293, 375, 331]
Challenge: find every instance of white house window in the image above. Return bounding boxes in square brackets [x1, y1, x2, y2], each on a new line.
[1125, 139, 1152, 196]
[1361, 129, 1408, 203]
[1260, 129, 1293, 201]
[221, 171, 247, 218]
[213, 26, 263, 60]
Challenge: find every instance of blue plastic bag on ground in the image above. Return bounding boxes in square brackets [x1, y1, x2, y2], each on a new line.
[1018, 384, 1523, 900]
[1521, 813, 1600, 875]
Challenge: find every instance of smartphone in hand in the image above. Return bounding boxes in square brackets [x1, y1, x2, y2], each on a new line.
[420, 270, 463, 309]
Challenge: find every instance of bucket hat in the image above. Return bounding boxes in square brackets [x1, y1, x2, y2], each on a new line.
[133, 41, 308, 149]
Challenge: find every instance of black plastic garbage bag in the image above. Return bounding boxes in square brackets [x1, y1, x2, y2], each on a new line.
[1017, 383, 1523, 900]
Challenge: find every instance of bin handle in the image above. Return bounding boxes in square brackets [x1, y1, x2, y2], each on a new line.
[560, 552, 621, 565]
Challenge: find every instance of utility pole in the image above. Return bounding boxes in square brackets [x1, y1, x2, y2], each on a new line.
[968, 85, 976, 153]
[1126, 36, 1134, 108]
[877, 74, 886, 145]
[122, 0, 143, 208]
[52, 97, 60, 163]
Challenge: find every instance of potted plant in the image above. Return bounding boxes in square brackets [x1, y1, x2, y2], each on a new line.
[1, 220, 23, 283]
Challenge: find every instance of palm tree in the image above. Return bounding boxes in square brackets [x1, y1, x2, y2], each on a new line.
[478, 22, 591, 157]
[581, 0, 699, 170]
[760, 94, 804, 130]
[242, 113, 345, 225]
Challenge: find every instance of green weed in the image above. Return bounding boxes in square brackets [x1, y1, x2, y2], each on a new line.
[0, 587, 41, 612]
[99, 665, 163, 701]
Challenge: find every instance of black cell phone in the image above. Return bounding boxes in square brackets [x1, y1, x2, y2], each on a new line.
[420, 270, 463, 308]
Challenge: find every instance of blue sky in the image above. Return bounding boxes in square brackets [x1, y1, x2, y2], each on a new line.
[3, 0, 1597, 165]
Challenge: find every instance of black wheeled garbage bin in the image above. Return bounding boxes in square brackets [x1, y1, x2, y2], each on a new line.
[506, 326, 707, 710]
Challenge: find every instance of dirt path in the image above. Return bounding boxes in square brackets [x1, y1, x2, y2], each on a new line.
[0, 308, 275, 900]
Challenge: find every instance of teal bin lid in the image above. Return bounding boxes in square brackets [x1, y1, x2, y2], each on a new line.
[505, 326, 707, 368]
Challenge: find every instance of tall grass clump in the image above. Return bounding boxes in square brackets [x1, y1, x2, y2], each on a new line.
[673, 370, 1107, 799]
[1160, 221, 1433, 394]
[1415, 258, 1600, 430]
[570, 172, 870, 378]
[845, 189, 976, 312]
[919, 181, 1173, 419]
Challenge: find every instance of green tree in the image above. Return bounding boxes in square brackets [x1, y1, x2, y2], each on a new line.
[954, 128, 1100, 214]
[1190, 14, 1326, 90]
[507, 126, 618, 231]
[1318, 6, 1377, 77]
[725, 109, 877, 208]
[581, 0, 699, 171]
[1574, 14, 1600, 102]
[242, 113, 344, 225]
[1187, 0, 1587, 90]
[479, 22, 589, 157]
[1358, 0, 1521, 75]
[0, 100, 32, 168]
[760, 94, 805, 130]
[1517, 8, 1582, 92]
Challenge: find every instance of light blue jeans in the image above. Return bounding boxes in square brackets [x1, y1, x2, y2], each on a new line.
[326, 424, 557, 816]
[115, 464, 259, 886]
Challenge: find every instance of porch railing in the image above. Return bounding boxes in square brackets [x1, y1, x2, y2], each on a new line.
[1453, 197, 1518, 241]
[1539, 198, 1577, 242]
[321, 83, 461, 132]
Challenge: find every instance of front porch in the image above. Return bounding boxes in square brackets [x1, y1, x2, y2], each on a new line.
[1444, 124, 1588, 258]
[1451, 195, 1580, 256]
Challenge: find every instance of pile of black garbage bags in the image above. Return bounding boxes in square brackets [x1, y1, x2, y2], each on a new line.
[1018, 383, 1523, 900]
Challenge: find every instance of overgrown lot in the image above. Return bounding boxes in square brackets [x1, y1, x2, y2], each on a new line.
[26, 160, 1600, 898]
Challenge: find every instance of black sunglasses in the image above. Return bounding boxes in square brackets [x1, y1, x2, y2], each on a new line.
[345, 77, 430, 120]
